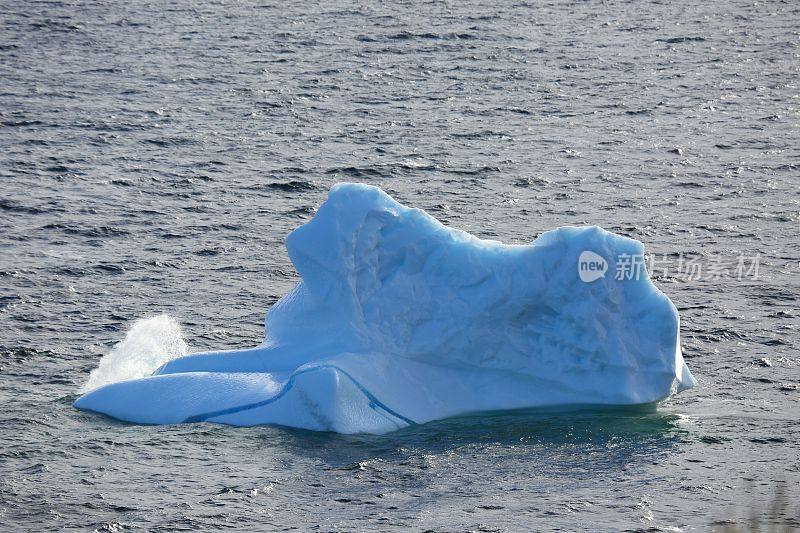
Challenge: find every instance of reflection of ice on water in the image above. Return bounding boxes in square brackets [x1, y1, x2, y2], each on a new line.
[80, 315, 188, 393]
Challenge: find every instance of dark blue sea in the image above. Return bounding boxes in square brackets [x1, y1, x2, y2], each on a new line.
[1, 0, 798, 530]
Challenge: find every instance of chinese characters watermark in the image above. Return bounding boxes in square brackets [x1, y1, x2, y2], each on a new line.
[580, 251, 762, 282]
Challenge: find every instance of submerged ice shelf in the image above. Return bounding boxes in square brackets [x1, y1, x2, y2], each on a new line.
[75, 183, 696, 434]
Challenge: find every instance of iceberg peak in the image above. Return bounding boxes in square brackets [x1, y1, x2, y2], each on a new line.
[75, 183, 695, 434]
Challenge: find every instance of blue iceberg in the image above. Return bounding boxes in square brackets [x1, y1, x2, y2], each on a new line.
[75, 183, 696, 434]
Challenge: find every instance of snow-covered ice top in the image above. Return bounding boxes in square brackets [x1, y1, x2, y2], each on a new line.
[75, 183, 696, 434]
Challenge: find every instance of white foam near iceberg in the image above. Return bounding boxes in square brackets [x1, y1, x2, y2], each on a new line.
[79, 315, 188, 394]
[75, 183, 696, 434]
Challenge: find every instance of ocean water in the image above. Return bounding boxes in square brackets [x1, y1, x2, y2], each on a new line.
[1, 0, 798, 530]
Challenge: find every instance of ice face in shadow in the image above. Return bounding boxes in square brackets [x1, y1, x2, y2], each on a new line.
[74, 183, 696, 434]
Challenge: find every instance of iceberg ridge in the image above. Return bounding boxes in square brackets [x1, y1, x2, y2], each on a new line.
[75, 183, 695, 434]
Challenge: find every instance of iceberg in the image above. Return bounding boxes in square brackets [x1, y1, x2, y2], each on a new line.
[74, 183, 696, 434]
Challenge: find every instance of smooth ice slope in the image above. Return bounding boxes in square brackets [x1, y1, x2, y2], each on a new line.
[75, 183, 696, 434]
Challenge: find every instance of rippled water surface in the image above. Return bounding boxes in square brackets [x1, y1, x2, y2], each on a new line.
[1, 0, 799, 530]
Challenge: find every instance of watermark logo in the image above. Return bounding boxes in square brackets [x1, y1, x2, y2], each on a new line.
[580, 250, 764, 283]
[578, 251, 608, 282]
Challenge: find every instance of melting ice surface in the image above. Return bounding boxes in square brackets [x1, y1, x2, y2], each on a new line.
[75, 183, 696, 434]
